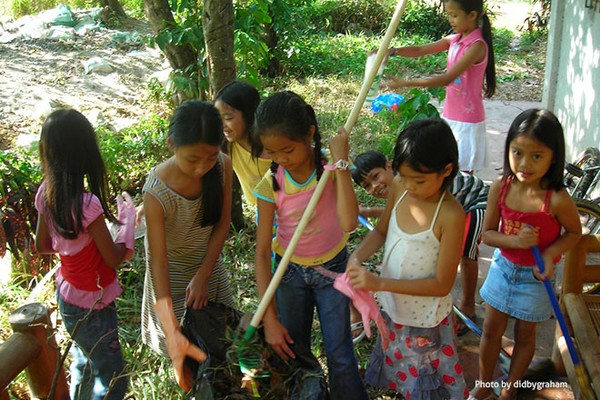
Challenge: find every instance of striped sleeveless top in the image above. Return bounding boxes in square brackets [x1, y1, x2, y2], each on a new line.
[141, 157, 234, 357]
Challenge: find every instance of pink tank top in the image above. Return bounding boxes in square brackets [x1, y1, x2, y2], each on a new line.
[274, 166, 345, 263]
[499, 178, 561, 265]
[442, 29, 487, 123]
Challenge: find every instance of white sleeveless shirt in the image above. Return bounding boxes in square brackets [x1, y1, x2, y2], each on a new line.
[378, 191, 452, 328]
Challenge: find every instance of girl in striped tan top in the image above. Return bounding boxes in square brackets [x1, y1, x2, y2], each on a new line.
[141, 100, 235, 392]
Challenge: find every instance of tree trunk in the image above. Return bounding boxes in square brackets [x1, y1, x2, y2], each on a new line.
[142, 0, 198, 105]
[202, 0, 236, 99]
[203, 0, 244, 230]
[99, 0, 127, 19]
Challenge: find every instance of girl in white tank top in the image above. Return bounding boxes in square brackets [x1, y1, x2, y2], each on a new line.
[347, 119, 468, 398]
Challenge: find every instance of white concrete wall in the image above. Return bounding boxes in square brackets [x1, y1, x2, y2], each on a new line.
[543, 0, 600, 162]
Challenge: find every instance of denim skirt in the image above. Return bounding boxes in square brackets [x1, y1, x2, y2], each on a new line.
[480, 248, 552, 322]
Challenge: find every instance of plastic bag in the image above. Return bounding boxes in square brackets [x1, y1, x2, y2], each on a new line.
[363, 52, 388, 107]
[48, 4, 77, 27]
[371, 93, 405, 113]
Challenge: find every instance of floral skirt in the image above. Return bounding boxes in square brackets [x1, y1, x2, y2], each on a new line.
[365, 311, 468, 399]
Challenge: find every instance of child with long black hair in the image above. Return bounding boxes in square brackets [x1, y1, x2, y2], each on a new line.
[251, 91, 367, 399]
[35, 108, 134, 399]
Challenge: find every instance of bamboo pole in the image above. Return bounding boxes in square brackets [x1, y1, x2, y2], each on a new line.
[247, 0, 410, 334]
[0, 332, 41, 389]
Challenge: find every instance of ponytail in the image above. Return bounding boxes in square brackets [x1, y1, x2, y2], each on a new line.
[481, 13, 496, 98]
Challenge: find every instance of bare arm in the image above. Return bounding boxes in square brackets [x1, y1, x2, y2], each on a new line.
[388, 40, 486, 89]
[87, 216, 128, 269]
[185, 154, 233, 309]
[359, 205, 385, 219]
[543, 189, 582, 260]
[144, 191, 171, 300]
[330, 127, 358, 231]
[393, 38, 450, 58]
[481, 179, 514, 248]
[347, 179, 399, 269]
[254, 197, 295, 360]
[35, 214, 55, 254]
[350, 196, 465, 297]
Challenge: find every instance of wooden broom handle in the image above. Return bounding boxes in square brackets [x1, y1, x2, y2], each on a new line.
[250, 0, 410, 330]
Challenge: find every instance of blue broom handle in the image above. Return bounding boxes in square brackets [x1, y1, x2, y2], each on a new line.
[531, 246, 581, 366]
[358, 214, 375, 231]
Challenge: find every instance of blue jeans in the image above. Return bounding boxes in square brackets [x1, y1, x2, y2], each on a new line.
[275, 248, 368, 400]
[58, 296, 127, 400]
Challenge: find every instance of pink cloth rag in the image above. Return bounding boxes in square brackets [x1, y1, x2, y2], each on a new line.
[334, 272, 390, 350]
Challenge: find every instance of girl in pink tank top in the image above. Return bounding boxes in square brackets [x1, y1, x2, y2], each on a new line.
[473, 109, 581, 399]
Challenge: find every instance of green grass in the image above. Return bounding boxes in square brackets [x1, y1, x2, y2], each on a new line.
[0, 1, 547, 396]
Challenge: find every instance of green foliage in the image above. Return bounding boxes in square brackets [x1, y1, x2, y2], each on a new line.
[153, 1, 206, 99]
[0, 148, 41, 261]
[374, 88, 446, 157]
[521, 0, 551, 33]
[398, 0, 451, 40]
[234, 0, 271, 86]
[492, 27, 515, 59]
[98, 115, 170, 195]
[309, 0, 391, 34]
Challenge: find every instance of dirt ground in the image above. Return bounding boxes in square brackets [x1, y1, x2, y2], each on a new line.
[0, 5, 546, 152]
[0, 10, 168, 150]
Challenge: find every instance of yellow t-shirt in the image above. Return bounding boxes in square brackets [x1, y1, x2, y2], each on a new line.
[229, 142, 271, 206]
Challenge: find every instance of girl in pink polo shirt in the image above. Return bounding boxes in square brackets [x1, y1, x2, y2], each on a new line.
[251, 91, 367, 400]
[382, 0, 496, 173]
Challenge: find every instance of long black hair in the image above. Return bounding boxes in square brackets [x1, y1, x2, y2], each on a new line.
[502, 108, 565, 191]
[168, 100, 225, 226]
[444, 0, 496, 97]
[393, 118, 459, 192]
[39, 108, 117, 239]
[251, 91, 325, 191]
[213, 80, 261, 154]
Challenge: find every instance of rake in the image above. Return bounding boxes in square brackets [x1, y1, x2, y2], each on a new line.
[235, 0, 411, 394]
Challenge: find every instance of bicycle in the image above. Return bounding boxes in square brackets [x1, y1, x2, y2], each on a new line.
[564, 147, 600, 201]
[575, 198, 600, 236]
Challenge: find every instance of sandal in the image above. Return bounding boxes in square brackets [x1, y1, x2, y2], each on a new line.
[351, 321, 366, 345]
[456, 313, 476, 337]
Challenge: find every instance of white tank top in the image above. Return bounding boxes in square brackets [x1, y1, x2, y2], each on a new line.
[378, 191, 452, 328]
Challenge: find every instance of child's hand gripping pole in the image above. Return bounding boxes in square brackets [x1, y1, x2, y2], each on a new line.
[531, 246, 594, 399]
[154, 297, 207, 392]
[237, 0, 411, 386]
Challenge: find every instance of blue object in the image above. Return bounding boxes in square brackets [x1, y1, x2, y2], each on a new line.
[358, 214, 375, 231]
[531, 246, 581, 367]
[370, 93, 404, 113]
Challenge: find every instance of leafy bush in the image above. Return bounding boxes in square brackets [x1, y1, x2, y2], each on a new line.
[374, 87, 446, 157]
[98, 115, 170, 196]
[309, 0, 392, 34]
[0, 148, 41, 259]
[398, 0, 451, 40]
[521, 0, 551, 33]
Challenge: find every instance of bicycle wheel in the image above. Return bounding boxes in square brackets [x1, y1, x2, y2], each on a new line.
[575, 198, 600, 235]
[564, 147, 600, 199]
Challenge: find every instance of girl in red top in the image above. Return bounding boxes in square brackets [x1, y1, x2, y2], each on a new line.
[35, 109, 135, 399]
[471, 109, 581, 399]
